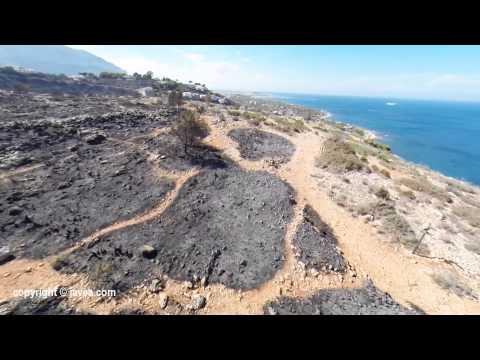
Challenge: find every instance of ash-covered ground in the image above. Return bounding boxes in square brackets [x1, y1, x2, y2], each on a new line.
[228, 128, 295, 162]
[55, 168, 296, 292]
[293, 205, 346, 273]
[0, 92, 183, 264]
[0, 296, 86, 315]
[264, 280, 424, 315]
[0, 141, 174, 259]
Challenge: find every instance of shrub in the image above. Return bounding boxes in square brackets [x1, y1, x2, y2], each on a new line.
[446, 180, 476, 195]
[374, 201, 417, 247]
[431, 271, 476, 299]
[380, 169, 391, 178]
[171, 109, 210, 155]
[354, 128, 365, 137]
[365, 139, 391, 152]
[315, 136, 366, 174]
[375, 187, 390, 200]
[399, 177, 451, 204]
[99, 72, 126, 79]
[270, 117, 309, 134]
[399, 189, 416, 200]
[452, 206, 480, 228]
[50, 254, 68, 271]
[228, 110, 241, 117]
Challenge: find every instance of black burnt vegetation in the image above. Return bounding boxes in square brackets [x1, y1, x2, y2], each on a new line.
[228, 128, 295, 162]
[0, 142, 174, 259]
[0, 88, 207, 266]
[171, 109, 210, 156]
[54, 168, 296, 292]
[0, 296, 87, 315]
[292, 205, 346, 273]
[264, 280, 424, 315]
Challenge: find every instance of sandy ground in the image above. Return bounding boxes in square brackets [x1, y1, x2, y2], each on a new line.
[1, 114, 479, 314]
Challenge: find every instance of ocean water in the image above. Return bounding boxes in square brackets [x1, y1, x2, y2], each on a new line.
[271, 93, 480, 186]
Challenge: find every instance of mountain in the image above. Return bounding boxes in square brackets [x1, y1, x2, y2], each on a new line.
[0, 45, 125, 75]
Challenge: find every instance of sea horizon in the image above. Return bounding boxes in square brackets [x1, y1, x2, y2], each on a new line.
[239, 92, 480, 186]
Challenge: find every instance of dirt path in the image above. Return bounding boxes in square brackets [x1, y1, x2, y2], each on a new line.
[203, 118, 480, 314]
[2, 116, 480, 314]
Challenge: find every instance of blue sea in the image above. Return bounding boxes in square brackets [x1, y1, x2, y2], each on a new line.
[270, 93, 480, 186]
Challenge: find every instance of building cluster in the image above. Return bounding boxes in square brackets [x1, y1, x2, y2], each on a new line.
[182, 91, 232, 105]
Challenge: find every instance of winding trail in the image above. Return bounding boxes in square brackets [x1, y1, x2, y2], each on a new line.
[201, 117, 480, 314]
[1, 115, 480, 314]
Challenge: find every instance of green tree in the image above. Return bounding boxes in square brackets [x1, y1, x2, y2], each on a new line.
[143, 71, 153, 80]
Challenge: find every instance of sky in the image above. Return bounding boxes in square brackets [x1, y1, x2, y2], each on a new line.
[69, 45, 480, 102]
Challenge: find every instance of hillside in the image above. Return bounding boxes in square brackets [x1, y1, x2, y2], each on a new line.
[0, 45, 124, 75]
[0, 72, 479, 315]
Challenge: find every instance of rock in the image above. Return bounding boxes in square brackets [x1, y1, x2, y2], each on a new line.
[139, 245, 157, 259]
[85, 133, 106, 145]
[8, 206, 23, 216]
[240, 259, 247, 267]
[183, 281, 194, 290]
[190, 295, 206, 311]
[149, 279, 163, 293]
[267, 306, 278, 315]
[0, 246, 15, 265]
[158, 293, 169, 309]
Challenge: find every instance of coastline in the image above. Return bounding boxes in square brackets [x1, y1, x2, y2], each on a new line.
[230, 91, 478, 189]
[276, 98, 477, 188]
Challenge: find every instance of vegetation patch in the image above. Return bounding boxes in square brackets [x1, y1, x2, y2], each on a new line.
[380, 168, 391, 178]
[365, 139, 391, 152]
[357, 201, 417, 248]
[446, 180, 476, 195]
[315, 136, 367, 174]
[398, 177, 452, 204]
[397, 188, 416, 200]
[354, 128, 365, 137]
[266, 117, 310, 134]
[452, 206, 480, 228]
[431, 271, 477, 300]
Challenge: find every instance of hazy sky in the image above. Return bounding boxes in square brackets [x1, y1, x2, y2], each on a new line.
[69, 45, 480, 101]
